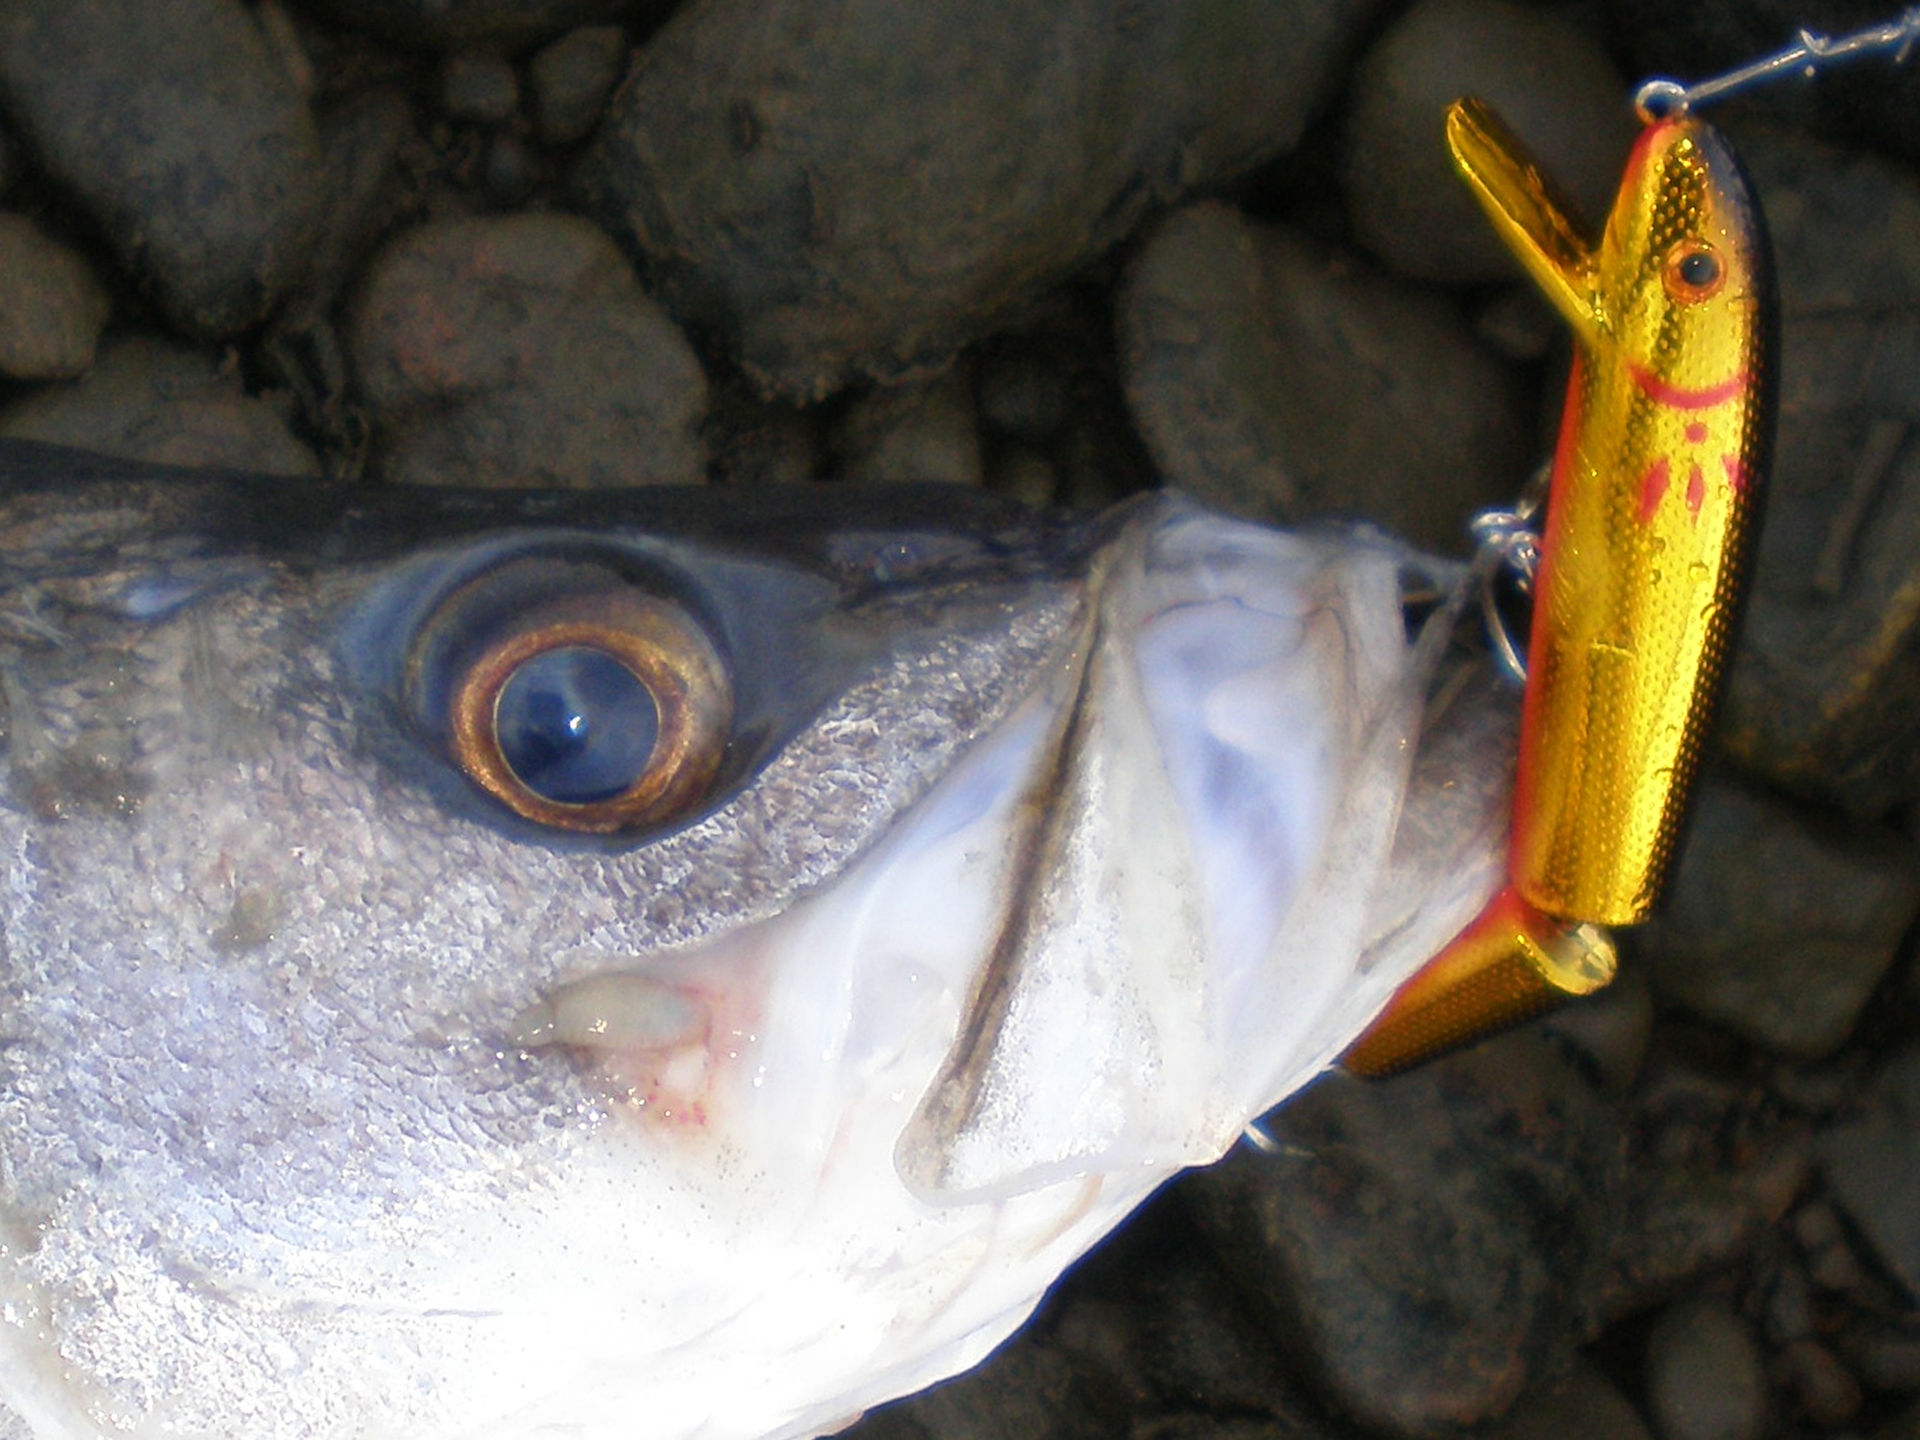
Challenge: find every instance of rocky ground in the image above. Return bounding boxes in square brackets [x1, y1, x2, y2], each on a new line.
[0, 1, 1917, 1438]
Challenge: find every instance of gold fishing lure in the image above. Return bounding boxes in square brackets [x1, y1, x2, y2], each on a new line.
[1345, 94, 1773, 1076]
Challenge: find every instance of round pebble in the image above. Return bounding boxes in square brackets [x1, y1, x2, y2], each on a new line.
[1645, 1299, 1768, 1440]
[1487, 1359, 1652, 1440]
[575, 0, 1382, 399]
[0, 0, 324, 337]
[1779, 1338, 1863, 1428]
[1818, 1048, 1920, 1303]
[0, 333, 320, 476]
[528, 25, 626, 146]
[1342, 0, 1635, 285]
[1636, 779, 1920, 1058]
[349, 212, 707, 487]
[0, 214, 112, 380]
[440, 53, 519, 125]
[832, 370, 983, 487]
[1119, 203, 1529, 552]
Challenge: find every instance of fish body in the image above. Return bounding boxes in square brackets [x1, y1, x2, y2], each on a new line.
[0, 441, 1511, 1439]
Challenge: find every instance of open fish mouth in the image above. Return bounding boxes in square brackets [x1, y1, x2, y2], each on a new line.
[0, 442, 1509, 1440]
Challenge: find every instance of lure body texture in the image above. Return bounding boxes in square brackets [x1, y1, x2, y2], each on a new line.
[1346, 97, 1773, 1074]
[1450, 96, 1772, 925]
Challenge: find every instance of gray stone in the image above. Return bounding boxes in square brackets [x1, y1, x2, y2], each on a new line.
[1634, 778, 1920, 1058]
[1714, 128, 1920, 816]
[349, 212, 707, 488]
[575, 0, 1384, 400]
[441, 53, 520, 125]
[1644, 1299, 1767, 1440]
[1485, 1359, 1652, 1440]
[1534, 965, 1654, 1095]
[0, 0, 323, 337]
[1185, 1033, 1624, 1435]
[1343, 0, 1635, 285]
[306, 0, 628, 53]
[1119, 204, 1529, 552]
[0, 214, 111, 380]
[833, 371, 984, 487]
[0, 333, 320, 477]
[1819, 1048, 1920, 1303]
[529, 25, 627, 146]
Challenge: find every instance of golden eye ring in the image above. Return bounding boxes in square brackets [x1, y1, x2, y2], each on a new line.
[447, 592, 731, 834]
[1663, 241, 1725, 301]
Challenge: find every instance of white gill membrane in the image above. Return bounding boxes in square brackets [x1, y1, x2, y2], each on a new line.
[0, 499, 1503, 1440]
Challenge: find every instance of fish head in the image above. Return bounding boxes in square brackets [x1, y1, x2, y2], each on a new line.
[1598, 114, 1771, 408]
[0, 444, 1509, 1440]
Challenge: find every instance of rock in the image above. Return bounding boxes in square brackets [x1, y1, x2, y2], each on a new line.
[1644, 1299, 1767, 1440]
[1586, 1130, 1809, 1327]
[528, 25, 627, 146]
[1818, 1048, 1920, 1302]
[0, 214, 111, 380]
[1715, 128, 1920, 816]
[0, 333, 320, 477]
[0, 0, 323, 337]
[1485, 1358, 1652, 1440]
[844, 1338, 1123, 1440]
[1534, 964, 1654, 1095]
[977, 353, 1067, 446]
[1633, 777, 1920, 1058]
[575, 0, 1383, 400]
[1184, 1033, 1624, 1435]
[440, 53, 520, 125]
[1874, 1400, 1920, 1440]
[988, 449, 1058, 509]
[349, 212, 707, 488]
[704, 387, 821, 488]
[306, 0, 629, 53]
[833, 371, 984, 487]
[1342, 0, 1635, 285]
[1778, 1338, 1863, 1428]
[1118, 205, 1529, 552]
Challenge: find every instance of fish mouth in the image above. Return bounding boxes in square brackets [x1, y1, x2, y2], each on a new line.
[509, 497, 1500, 1205]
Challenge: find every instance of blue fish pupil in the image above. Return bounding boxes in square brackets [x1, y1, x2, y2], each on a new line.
[495, 646, 659, 805]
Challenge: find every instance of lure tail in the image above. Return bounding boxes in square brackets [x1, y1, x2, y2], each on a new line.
[1348, 94, 1773, 1076]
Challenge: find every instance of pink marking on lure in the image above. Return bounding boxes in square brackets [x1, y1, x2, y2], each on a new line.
[1628, 362, 1749, 411]
[1685, 422, 1707, 443]
[1686, 463, 1705, 515]
[1722, 454, 1749, 495]
[1639, 457, 1670, 522]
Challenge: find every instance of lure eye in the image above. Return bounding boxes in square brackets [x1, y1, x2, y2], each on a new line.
[444, 590, 731, 834]
[1664, 242, 1724, 300]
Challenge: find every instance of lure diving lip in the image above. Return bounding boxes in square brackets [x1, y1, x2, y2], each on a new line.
[1345, 94, 1774, 1076]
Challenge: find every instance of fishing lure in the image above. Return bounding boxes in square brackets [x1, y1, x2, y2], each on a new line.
[1344, 9, 1920, 1073]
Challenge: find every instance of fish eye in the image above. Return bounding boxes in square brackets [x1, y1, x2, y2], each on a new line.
[418, 571, 732, 834]
[1664, 242, 1724, 300]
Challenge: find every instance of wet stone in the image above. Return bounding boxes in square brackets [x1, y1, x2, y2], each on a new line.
[0, 334, 320, 477]
[1484, 1358, 1652, 1440]
[348, 212, 707, 488]
[1118, 204, 1529, 553]
[528, 25, 626, 147]
[304, 0, 628, 53]
[0, 215, 111, 381]
[1778, 1337, 1864, 1428]
[440, 54, 519, 125]
[0, 0, 323, 338]
[1644, 1299, 1768, 1440]
[1342, 0, 1634, 286]
[575, 0, 1381, 400]
[1633, 777, 1920, 1059]
[1818, 1047, 1920, 1303]
[1717, 128, 1920, 816]
[1183, 1033, 1624, 1436]
[832, 371, 983, 488]
[703, 388, 821, 488]
[845, 1338, 1122, 1440]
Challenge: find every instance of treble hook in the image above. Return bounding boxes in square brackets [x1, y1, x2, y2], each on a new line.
[1635, 6, 1920, 120]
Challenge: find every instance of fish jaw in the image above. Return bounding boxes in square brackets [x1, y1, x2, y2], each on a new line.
[0, 470, 1500, 1440]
